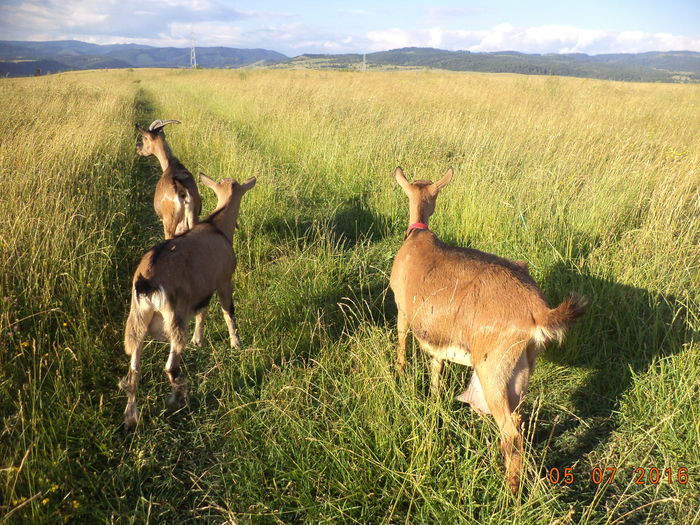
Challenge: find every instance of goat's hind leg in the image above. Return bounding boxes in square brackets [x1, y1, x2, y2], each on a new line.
[429, 356, 444, 396]
[475, 346, 528, 494]
[121, 305, 152, 430]
[163, 312, 188, 410]
[455, 370, 491, 414]
[191, 292, 213, 346]
[191, 307, 208, 346]
[163, 222, 176, 240]
[218, 282, 241, 348]
[458, 347, 531, 414]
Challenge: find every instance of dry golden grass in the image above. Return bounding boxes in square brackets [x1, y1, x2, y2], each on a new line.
[0, 69, 698, 523]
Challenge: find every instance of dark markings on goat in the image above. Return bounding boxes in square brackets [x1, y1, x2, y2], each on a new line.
[149, 240, 171, 266]
[134, 275, 156, 297]
[194, 294, 213, 312]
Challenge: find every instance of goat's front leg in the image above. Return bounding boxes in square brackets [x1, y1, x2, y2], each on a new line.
[218, 282, 241, 348]
[396, 308, 408, 372]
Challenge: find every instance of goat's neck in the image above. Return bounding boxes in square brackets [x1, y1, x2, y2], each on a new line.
[409, 201, 430, 228]
[153, 140, 177, 173]
[210, 197, 242, 243]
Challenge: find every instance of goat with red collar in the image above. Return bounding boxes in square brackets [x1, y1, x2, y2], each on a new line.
[389, 166, 587, 494]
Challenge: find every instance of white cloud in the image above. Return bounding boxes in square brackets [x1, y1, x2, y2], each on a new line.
[0, 0, 291, 42]
[613, 30, 699, 53]
[461, 24, 616, 53]
[365, 28, 422, 51]
[469, 24, 700, 53]
[428, 27, 443, 48]
[364, 23, 700, 54]
[1, 1, 699, 55]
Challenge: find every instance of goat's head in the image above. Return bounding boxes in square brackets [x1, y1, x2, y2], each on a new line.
[394, 166, 453, 223]
[135, 119, 181, 157]
[199, 173, 257, 208]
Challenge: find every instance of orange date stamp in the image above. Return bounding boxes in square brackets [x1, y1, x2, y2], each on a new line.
[547, 467, 689, 485]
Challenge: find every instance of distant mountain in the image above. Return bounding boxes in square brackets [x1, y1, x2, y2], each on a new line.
[0, 40, 287, 77]
[0, 58, 71, 77]
[0, 40, 111, 59]
[1, 40, 698, 83]
[275, 47, 700, 83]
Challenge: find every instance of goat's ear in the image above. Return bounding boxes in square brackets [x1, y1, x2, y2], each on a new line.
[394, 166, 412, 192]
[199, 173, 218, 190]
[240, 177, 257, 193]
[135, 124, 148, 136]
[432, 167, 453, 192]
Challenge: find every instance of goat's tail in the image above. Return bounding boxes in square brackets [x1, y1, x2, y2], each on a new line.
[173, 179, 199, 234]
[534, 293, 589, 346]
[173, 179, 192, 205]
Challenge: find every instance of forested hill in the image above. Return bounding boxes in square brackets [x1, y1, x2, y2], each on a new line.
[1, 40, 698, 83]
[0, 40, 287, 77]
[280, 48, 700, 83]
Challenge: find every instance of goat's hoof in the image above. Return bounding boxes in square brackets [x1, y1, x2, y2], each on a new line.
[123, 408, 139, 432]
[230, 335, 241, 349]
[166, 390, 187, 410]
[191, 337, 203, 347]
[507, 475, 521, 495]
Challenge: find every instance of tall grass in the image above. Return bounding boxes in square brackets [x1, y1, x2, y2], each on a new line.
[1, 68, 698, 523]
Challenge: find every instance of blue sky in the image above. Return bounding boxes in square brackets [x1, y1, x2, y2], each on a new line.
[1, 0, 698, 55]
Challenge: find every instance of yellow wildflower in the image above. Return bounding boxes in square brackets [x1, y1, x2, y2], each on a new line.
[71, 500, 80, 510]
[21, 341, 29, 347]
[41, 497, 49, 505]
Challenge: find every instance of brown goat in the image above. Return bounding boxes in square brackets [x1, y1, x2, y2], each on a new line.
[120, 173, 256, 430]
[136, 120, 202, 239]
[389, 166, 587, 493]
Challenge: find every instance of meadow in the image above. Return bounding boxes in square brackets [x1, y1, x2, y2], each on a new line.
[0, 68, 698, 524]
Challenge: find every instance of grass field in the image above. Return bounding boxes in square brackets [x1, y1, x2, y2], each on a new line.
[0, 68, 698, 524]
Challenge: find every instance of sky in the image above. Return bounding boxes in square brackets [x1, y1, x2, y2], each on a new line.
[1, 0, 699, 56]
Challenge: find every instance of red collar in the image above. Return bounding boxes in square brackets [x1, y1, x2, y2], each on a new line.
[408, 222, 429, 231]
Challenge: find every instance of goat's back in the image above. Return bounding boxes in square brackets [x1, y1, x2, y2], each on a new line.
[390, 230, 551, 353]
[133, 224, 235, 296]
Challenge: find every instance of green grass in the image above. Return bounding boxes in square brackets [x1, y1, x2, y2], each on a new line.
[0, 68, 698, 524]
